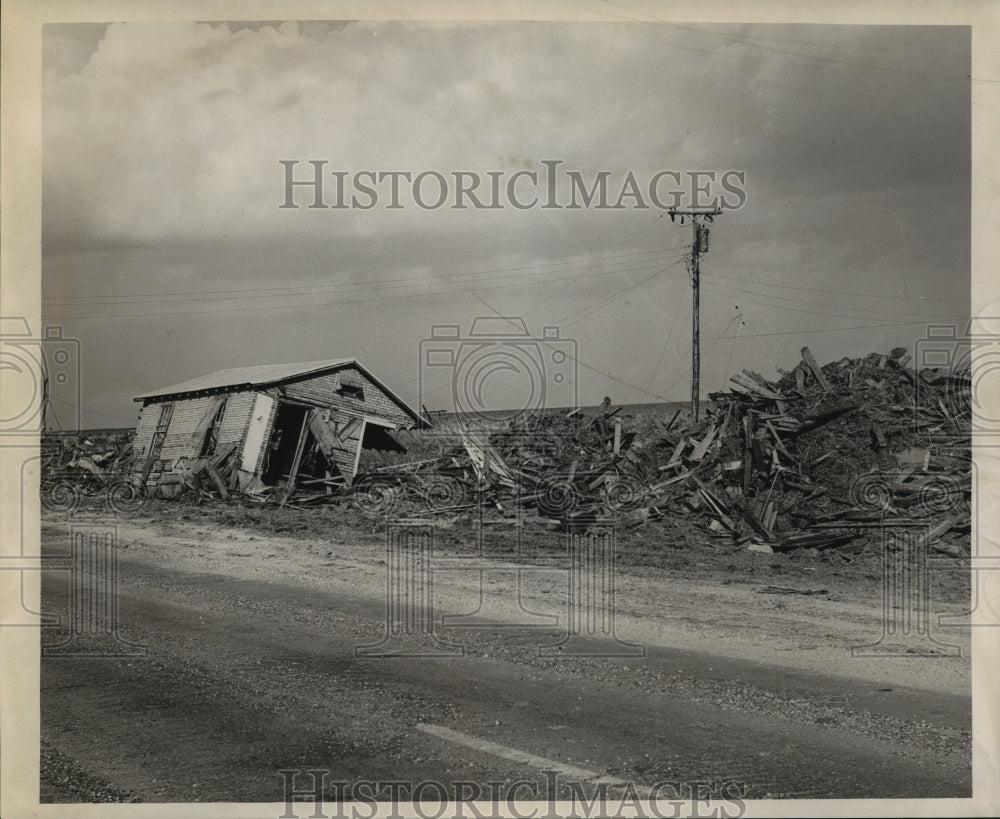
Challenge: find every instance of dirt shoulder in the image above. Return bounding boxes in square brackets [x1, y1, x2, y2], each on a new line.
[42, 501, 971, 696]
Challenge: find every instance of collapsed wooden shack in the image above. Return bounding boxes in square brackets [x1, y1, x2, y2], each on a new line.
[131, 359, 425, 500]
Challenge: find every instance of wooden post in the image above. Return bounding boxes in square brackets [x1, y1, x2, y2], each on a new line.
[691, 223, 701, 422]
[668, 209, 721, 423]
[282, 414, 311, 499]
[743, 412, 754, 494]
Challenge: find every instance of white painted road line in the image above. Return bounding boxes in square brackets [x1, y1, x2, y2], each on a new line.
[415, 723, 635, 788]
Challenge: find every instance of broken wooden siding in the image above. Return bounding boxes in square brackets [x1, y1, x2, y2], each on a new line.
[133, 392, 255, 472]
[275, 366, 412, 428]
[306, 408, 366, 481]
[132, 403, 161, 461]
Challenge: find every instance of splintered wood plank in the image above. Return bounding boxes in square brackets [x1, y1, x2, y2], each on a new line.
[800, 347, 831, 392]
[763, 500, 777, 531]
[765, 420, 792, 459]
[689, 424, 718, 461]
[203, 464, 229, 499]
[741, 369, 780, 392]
[743, 413, 754, 493]
[871, 424, 888, 449]
[307, 411, 337, 454]
[337, 416, 363, 442]
[730, 372, 783, 400]
[210, 441, 238, 469]
[660, 438, 687, 470]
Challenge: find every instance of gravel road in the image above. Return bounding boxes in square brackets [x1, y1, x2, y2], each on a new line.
[39, 511, 971, 805]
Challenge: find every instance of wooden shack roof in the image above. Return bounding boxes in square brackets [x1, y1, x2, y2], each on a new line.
[133, 358, 424, 426]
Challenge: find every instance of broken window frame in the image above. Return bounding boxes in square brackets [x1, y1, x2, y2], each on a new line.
[152, 403, 173, 453]
[337, 382, 365, 402]
[199, 398, 228, 457]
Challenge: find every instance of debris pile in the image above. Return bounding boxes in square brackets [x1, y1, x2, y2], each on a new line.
[39, 345, 973, 564]
[40, 433, 142, 513]
[156, 441, 243, 502]
[41, 432, 246, 508]
[676, 346, 971, 556]
[347, 346, 972, 558]
[349, 403, 661, 524]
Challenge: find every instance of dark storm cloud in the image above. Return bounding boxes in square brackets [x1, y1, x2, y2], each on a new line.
[41, 21, 970, 424]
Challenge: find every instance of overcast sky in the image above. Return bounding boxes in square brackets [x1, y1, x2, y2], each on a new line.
[41, 19, 971, 429]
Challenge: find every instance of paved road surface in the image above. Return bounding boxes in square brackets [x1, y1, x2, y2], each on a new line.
[40, 551, 971, 805]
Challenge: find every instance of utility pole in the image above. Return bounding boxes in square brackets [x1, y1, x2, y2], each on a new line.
[668, 207, 721, 422]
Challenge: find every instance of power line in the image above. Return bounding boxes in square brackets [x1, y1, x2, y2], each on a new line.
[645, 293, 684, 391]
[722, 309, 746, 385]
[43, 246, 688, 306]
[392, 257, 688, 395]
[702, 270, 966, 303]
[701, 317, 968, 340]
[404, 303, 962, 408]
[43, 257, 683, 321]
[47, 395, 139, 426]
[651, 324, 739, 398]
[469, 290, 678, 404]
[702, 282, 965, 323]
[405, 257, 691, 403]
[557, 256, 689, 327]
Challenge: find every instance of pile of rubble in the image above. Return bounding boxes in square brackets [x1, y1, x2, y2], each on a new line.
[41, 432, 246, 509]
[669, 346, 971, 556]
[145, 441, 244, 502]
[38, 345, 973, 563]
[40, 433, 142, 513]
[346, 346, 972, 557]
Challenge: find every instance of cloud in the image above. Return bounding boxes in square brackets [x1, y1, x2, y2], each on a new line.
[40, 21, 971, 423]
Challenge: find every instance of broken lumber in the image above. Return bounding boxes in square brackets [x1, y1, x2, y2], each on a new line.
[800, 347, 832, 392]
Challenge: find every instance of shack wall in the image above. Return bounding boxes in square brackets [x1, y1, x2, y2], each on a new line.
[135, 391, 256, 467]
[132, 404, 160, 460]
[277, 365, 413, 427]
[131, 364, 415, 488]
[245, 392, 280, 477]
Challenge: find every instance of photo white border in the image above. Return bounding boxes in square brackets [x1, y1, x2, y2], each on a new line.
[2, 1, 997, 817]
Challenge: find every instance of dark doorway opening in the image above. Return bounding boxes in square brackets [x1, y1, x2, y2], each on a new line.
[361, 422, 406, 452]
[261, 403, 308, 486]
[356, 421, 408, 474]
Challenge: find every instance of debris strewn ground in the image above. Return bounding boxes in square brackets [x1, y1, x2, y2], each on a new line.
[41, 432, 143, 514]
[344, 345, 971, 560]
[41, 345, 972, 562]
